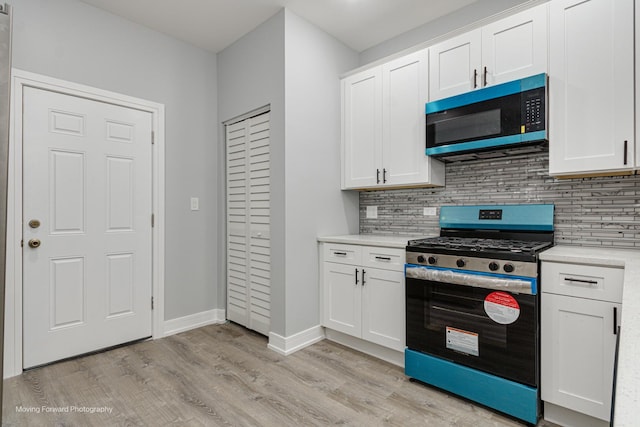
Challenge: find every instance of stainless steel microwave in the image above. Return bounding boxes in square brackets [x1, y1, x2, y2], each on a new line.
[425, 73, 547, 161]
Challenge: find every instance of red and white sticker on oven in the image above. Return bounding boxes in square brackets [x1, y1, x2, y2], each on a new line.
[484, 291, 520, 325]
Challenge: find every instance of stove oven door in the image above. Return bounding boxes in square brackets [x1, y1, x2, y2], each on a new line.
[405, 265, 538, 387]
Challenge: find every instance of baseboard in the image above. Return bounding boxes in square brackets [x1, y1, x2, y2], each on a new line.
[163, 309, 226, 337]
[543, 402, 608, 427]
[268, 325, 325, 356]
[324, 328, 404, 367]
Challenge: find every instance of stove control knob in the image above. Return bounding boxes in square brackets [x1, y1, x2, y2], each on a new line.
[428, 256, 438, 265]
[503, 263, 515, 273]
[416, 255, 426, 263]
[489, 261, 500, 271]
[456, 259, 466, 268]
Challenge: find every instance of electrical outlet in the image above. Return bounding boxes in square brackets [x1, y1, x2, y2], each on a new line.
[190, 197, 199, 211]
[423, 207, 437, 216]
[366, 206, 378, 219]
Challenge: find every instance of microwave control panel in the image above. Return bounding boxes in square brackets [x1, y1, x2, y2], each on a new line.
[521, 87, 545, 133]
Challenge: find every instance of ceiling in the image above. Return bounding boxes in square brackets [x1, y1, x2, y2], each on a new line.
[78, 0, 477, 53]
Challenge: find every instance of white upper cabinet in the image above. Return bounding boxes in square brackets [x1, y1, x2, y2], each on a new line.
[548, 0, 634, 177]
[429, 4, 548, 101]
[342, 49, 444, 190]
[429, 29, 482, 101]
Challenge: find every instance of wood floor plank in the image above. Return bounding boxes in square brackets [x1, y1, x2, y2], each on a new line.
[2, 322, 559, 426]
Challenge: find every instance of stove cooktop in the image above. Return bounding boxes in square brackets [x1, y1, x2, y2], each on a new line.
[408, 236, 553, 256]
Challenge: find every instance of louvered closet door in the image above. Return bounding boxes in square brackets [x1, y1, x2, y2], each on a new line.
[226, 112, 271, 335]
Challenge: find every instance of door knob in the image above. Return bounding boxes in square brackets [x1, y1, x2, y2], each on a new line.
[28, 239, 41, 249]
[28, 219, 41, 228]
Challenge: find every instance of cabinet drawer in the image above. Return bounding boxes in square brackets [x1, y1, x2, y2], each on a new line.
[362, 246, 405, 271]
[542, 261, 624, 303]
[323, 243, 361, 265]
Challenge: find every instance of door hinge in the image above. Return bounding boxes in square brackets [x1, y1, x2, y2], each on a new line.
[151, 296, 154, 310]
[151, 131, 155, 145]
[151, 213, 155, 227]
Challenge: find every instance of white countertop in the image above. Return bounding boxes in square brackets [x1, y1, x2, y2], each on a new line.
[317, 234, 434, 249]
[540, 246, 640, 427]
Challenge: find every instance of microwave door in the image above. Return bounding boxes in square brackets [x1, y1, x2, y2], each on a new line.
[429, 109, 501, 146]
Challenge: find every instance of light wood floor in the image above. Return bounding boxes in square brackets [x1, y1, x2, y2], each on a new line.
[3, 323, 559, 426]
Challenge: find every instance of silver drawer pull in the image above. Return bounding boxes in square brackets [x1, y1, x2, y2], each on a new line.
[333, 251, 347, 256]
[375, 256, 391, 261]
[564, 277, 598, 285]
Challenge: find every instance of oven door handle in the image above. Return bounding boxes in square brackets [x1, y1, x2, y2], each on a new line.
[405, 265, 536, 295]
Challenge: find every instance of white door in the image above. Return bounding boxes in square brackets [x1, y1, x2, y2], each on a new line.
[382, 49, 429, 187]
[23, 87, 153, 368]
[541, 294, 620, 421]
[226, 112, 271, 336]
[322, 262, 362, 337]
[342, 68, 382, 189]
[548, 0, 634, 176]
[429, 29, 482, 101]
[481, 3, 548, 87]
[361, 267, 405, 351]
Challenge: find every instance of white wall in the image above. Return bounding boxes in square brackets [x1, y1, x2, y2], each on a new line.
[217, 10, 287, 334]
[359, 0, 536, 65]
[283, 10, 359, 335]
[9, 0, 219, 321]
[217, 9, 359, 337]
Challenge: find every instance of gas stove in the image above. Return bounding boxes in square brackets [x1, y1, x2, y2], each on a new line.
[404, 204, 555, 425]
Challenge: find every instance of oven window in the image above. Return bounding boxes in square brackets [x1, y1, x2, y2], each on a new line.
[428, 289, 507, 348]
[432, 109, 501, 145]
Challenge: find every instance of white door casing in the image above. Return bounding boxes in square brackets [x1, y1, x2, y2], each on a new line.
[4, 70, 165, 377]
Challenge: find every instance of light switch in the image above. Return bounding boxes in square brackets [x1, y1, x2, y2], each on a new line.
[366, 206, 378, 219]
[190, 197, 199, 211]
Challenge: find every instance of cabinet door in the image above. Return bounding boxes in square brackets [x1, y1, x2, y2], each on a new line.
[548, 0, 634, 176]
[382, 49, 432, 187]
[322, 262, 362, 337]
[429, 29, 481, 101]
[361, 268, 405, 351]
[481, 4, 548, 87]
[342, 68, 382, 189]
[541, 294, 620, 421]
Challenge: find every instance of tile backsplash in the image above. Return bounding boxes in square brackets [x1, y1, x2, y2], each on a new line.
[359, 153, 640, 248]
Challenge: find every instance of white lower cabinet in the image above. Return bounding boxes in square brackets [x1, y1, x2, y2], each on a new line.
[321, 243, 405, 352]
[541, 261, 624, 426]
